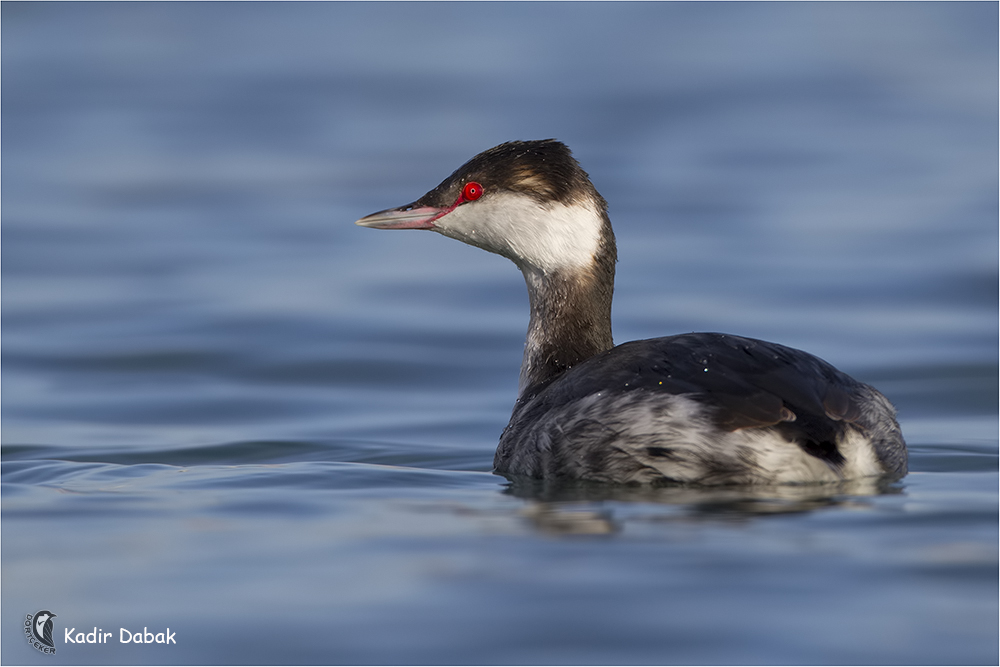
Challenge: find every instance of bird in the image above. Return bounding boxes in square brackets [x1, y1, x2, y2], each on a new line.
[33, 611, 56, 647]
[355, 139, 907, 485]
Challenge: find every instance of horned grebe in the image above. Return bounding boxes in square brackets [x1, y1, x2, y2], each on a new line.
[355, 139, 907, 485]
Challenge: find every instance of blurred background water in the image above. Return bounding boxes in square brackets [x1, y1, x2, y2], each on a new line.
[2, 2, 997, 665]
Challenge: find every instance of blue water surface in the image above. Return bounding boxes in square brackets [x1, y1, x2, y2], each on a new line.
[3, 3, 998, 665]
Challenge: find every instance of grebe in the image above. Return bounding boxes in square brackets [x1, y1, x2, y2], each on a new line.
[355, 140, 907, 485]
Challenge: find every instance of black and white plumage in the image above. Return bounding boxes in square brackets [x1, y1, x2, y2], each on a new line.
[355, 139, 907, 485]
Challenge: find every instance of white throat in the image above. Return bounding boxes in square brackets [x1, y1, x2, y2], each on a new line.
[433, 193, 604, 273]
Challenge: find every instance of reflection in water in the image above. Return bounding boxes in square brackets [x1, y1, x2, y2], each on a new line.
[520, 503, 620, 536]
[505, 474, 903, 535]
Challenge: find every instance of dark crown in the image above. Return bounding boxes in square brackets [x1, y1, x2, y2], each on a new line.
[417, 139, 607, 209]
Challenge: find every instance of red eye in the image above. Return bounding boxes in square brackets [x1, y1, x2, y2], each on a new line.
[462, 181, 483, 201]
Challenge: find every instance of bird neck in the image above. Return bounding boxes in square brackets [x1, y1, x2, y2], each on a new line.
[517, 255, 615, 399]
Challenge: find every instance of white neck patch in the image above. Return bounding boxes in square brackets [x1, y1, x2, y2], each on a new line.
[432, 192, 604, 273]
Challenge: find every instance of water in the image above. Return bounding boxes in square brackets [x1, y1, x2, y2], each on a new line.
[3, 3, 997, 664]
